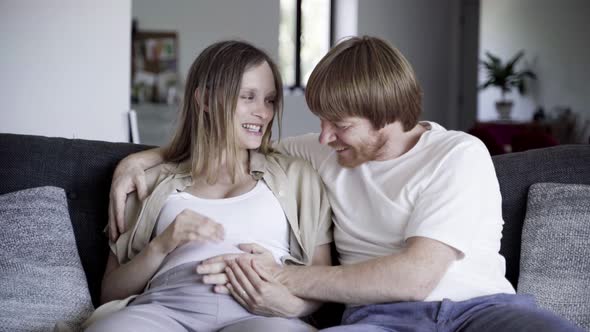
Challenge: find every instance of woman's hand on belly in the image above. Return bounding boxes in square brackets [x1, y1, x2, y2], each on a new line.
[152, 208, 225, 255]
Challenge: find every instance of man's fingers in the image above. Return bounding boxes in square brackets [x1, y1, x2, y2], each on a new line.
[113, 190, 126, 235]
[225, 262, 254, 303]
[202, 273, 228, 285]
[238, 243, 268, 254]
[251, 260, 274, 282]
[226, 283, 248, 308]
[237, 257, 263, 286]
[108, 203, 118, 241]
[135, 176, 148, 201]
[196, 261, 227, 275]
[228, 260, 258, 297]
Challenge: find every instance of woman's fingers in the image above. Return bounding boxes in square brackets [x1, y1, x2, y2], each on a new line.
[202, 272, 228, 285]
[194, 221, 224, 241]
[238, 243, 268, 254]
[178, 209, 225, 242]
[213, 285, 230, 294]
[201, 253, 243, 265]
[196, 261, 227, 274]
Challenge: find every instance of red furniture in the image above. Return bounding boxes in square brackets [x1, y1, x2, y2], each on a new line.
[468, 121, 558, 155]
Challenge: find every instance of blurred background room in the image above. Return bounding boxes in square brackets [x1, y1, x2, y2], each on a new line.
[1, 0, 588, 154]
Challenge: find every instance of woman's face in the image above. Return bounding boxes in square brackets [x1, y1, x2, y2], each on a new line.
[234, 61, 276, 150]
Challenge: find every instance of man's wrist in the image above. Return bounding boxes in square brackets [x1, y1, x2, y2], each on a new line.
[276, 265, 294, 292]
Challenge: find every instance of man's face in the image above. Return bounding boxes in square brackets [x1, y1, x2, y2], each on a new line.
[318, 116, 386, 168]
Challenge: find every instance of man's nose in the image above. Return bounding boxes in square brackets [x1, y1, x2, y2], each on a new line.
[318, 121, 335, 145]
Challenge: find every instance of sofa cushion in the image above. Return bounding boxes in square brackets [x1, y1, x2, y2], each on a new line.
[0, 186, 94, 331]
[518, 182, 590, 330]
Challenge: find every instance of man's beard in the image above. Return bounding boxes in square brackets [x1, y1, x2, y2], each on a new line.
[336, 134, 386, 168]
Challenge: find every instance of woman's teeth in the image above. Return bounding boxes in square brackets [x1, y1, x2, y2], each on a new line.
[242, 124, 262, 133]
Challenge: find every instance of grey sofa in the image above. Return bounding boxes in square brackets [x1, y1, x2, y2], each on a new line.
[1, 133, 589, 330]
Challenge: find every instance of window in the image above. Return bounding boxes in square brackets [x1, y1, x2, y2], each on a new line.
[280, 0, 334, 90]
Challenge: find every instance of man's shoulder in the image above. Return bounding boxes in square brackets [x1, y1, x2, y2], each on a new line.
[423, 123, 487, 155]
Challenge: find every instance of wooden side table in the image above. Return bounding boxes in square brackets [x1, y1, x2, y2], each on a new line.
[468, 121, 558, 155]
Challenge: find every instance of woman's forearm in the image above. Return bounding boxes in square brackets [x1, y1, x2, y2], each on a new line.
[100, 242, 167, 303]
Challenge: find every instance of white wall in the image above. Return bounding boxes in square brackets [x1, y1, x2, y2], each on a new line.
[357, 0, 462, 128]
[132, 0, 279, 90]
[131, 0, 312, 138]
[0, 0, 131, 142]
[479, 0, 590, 122]
[132, 0, 467, 138]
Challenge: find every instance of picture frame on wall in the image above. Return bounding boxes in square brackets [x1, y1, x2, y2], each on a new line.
[132, 29, 179, 104]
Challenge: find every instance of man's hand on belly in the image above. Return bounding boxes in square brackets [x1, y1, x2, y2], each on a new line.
[197, 246, 304, 318]
[196, 243, 281, 293]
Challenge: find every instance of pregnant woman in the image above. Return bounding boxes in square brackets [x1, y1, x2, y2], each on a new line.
[84, 40, 332, 332]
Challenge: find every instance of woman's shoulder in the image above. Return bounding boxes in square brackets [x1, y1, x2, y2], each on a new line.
[264, 151, 316, 173]
[261, 152, 324, 191]
[143, 161, 189, 192]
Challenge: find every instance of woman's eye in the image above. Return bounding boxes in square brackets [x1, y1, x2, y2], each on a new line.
[266, 99, 275, 104]
[241, 95, 255, 101]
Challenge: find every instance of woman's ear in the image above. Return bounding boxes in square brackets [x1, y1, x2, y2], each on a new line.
[194, 88, 209, 112]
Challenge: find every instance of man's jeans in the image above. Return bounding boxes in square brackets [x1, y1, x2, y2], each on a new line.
[320, 293, 583, 332]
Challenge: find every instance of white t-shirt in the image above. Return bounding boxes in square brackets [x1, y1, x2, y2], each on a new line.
[153, 181, 290, 279]
[276, 121, 515, 301]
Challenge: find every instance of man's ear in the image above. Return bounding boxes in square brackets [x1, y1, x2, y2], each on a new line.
[194, 88, 209, 112]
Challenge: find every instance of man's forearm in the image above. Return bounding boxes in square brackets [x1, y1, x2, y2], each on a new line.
[129, 147, 165, 170]
[278, 257, 428, 304]
[277, 239, 457, 304]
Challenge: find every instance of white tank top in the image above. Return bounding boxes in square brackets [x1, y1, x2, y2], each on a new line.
[153, 181, 290, 278]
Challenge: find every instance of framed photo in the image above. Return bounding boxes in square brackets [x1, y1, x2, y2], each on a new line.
[132, 30, 179, 104]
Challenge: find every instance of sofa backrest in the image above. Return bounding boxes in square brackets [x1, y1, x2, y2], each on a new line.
[2, 133, 589, 305]
[0, 133, 151, 307]
[493, 144, 590, 289]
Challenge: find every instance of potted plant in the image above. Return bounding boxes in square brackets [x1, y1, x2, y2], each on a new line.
[480, 51, 537, 120]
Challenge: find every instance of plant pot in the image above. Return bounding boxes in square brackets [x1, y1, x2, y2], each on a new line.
[495, 100, 513, 120]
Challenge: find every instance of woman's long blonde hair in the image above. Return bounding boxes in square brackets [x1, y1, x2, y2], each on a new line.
[163, 40, 283, 183]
